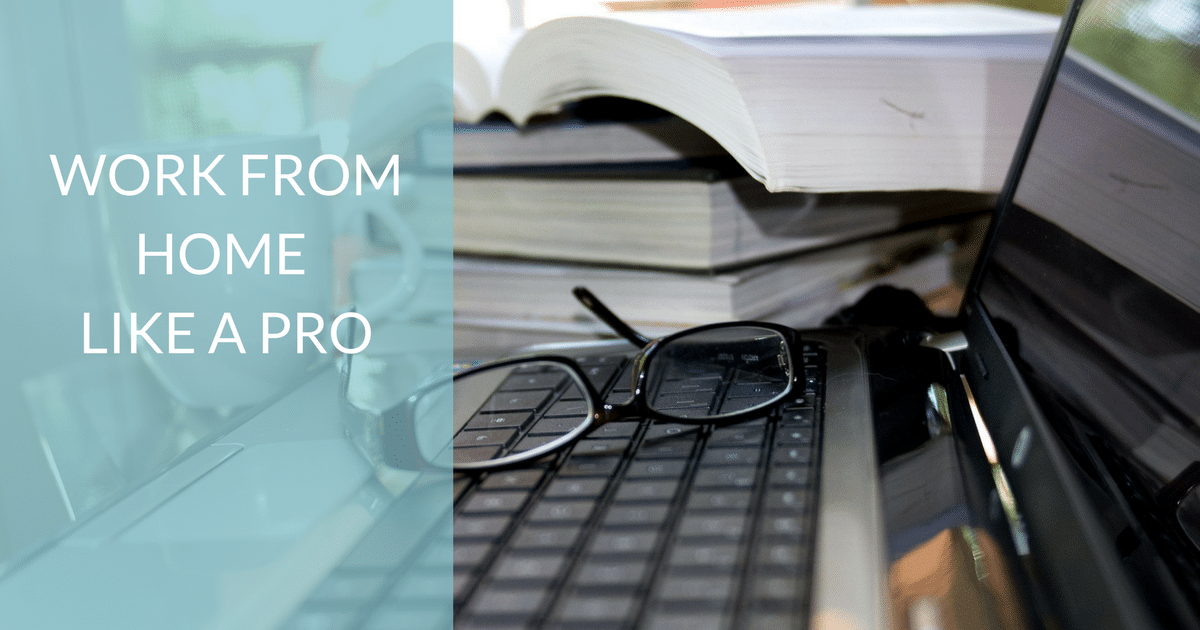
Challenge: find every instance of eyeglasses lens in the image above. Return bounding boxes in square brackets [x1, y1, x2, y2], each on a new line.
[449, 362, 591, 468]
[645, 326, 792, 419]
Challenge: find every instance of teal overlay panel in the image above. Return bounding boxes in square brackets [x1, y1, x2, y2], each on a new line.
[0, 1, 452, 628]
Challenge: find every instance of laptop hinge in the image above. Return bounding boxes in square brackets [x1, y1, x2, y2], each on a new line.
[920, 330, 968, 368]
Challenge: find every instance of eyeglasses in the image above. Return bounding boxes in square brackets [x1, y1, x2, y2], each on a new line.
[341, 287, 804, 472]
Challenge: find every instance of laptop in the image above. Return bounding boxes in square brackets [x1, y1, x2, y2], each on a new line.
[2, 0, 1199, 628]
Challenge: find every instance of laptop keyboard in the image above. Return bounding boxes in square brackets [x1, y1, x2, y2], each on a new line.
[284, 343, 825, 630]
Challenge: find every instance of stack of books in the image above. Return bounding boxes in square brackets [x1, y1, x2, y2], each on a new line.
[448, 3, 1059, 348]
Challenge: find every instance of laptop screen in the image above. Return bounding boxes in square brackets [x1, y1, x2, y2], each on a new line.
[973, 0, 1200, 614]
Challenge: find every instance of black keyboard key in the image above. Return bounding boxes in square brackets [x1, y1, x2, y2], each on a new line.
[511, 526, 582, 550]
[653, 392, 715, 411]
[606, 388, 635, 405]
[779, 407, 814, 426]
[601, 504, 670, 527]
[775, 426, 814, 445]
[749, 574, 801, 602]
[543, 477, 608, 500]
[581, 364, 620, 390]
[660, 362, 724, 380]
[571, 438, 630, 457]
[686, 490, 751, 512]
[478, 389, 554, 413]
[499, 371, 567, 391]
[744, 612, 799, 630]
[724, 382, 786, 400]
[514, 434, 564, 453]
[544, 398, 589, 418]
[453, 572, 473, 598]
[667, 543, 740, 570]
[693, 467, 757, 489]
[454, 543, 493, 567]
[528, 501, 594, 524]
[454, 446, 501, 464]
[658, 575, 735, 601]
[528, 415, 586, 435]
[637, 439, 696, 459]
[558, 384, 586, 401]
[454, 476, 472, 501]
[764, 489, 810, 512]
[454, 515, 512, 541]
[670, 406, 717, 419]
[557, 594, 638, 623]
[767, 466, 812, 487]
[559, 456, 621, 477]
[761, 515, 807, 538]
[586, 422, 639, 438]
[643, 611, 731, 630]
[492, 553, 567, 581]
[706, 426, 765, 447]
[481, 469, 545, 491]
[657, 377, 720, 395]
[773, 446, 812, 464]
[643, 423, 702, 441]
[677, 514, 748, 540]
[755, 541, 804, 567]
[614, 479, 680, 503]
[460, 491, 530, 514]
[624, 459, 687, 479]
[465, 411, 534, 431]
[718, 397, 773, 414]
[468, 586, 548, 616]
[699, 447, 761, 468]
[574, 558, 650, 587]
[589, 530, 660, 555]
[455, 427, 519, 449]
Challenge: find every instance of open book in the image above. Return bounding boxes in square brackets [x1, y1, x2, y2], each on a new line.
[454, 4, 1059, 193]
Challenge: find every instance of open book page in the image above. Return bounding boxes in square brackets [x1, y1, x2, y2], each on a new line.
[453, 30, 523, 120]
[604, 3, 1059, 39]
[457, 2, 1059, 190]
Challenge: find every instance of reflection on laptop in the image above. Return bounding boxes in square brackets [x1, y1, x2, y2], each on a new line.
[3, 0, 1200, 628]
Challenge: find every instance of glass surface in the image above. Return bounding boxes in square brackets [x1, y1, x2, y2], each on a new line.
[978, 0, 1200, 466]
[646, 326, 792, 419]
[973, 0, 1200, 618]
[1071, 0, 1200, 124]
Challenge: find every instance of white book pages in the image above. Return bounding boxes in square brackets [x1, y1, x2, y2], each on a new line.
[606, 4, 1060, 39]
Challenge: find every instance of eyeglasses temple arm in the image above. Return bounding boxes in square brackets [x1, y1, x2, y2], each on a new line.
[572, 286, 652, 347]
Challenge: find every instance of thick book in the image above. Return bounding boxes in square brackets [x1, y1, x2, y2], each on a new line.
[454, 248, 957, 351]
[454, 161, 991, 269]
[453, 4, 1059, 192]
[453, 98, 725, 168]
[452, 222, 967, 333]
[453, 115, 724, 169]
